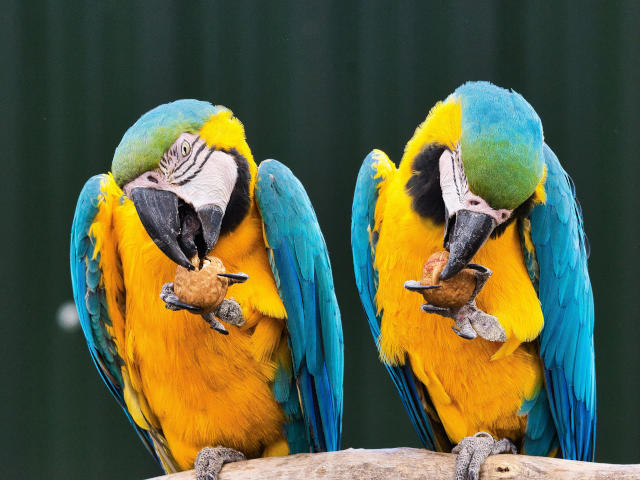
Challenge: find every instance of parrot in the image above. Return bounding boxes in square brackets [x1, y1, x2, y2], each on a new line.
[70, 100, 343, 479]
[351, 81, 595, 480]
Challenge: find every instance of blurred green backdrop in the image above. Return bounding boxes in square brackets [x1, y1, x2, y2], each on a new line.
[1, 0, 639, 478]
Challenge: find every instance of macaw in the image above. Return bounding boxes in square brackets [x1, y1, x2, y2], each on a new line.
[352, 81, 595, 479]
[70, 100, 343, 479]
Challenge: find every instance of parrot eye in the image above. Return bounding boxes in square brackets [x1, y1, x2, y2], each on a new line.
[181, 140, 191, 157]
[500, 212, 509, 221]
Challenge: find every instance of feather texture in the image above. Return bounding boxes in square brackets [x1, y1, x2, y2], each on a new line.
[351, 150, 438, 450]
[256, 160, 343, 453]
[70, 175, 167, 466]
[526, 144, 596, 461]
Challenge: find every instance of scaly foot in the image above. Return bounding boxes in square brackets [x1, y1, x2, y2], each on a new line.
[160, 284, 246, 335]
[201, 298, 245, 335]
[452, 432, 517, 480]
[195, 446, 246, 480]
[160, 282, 203, 313]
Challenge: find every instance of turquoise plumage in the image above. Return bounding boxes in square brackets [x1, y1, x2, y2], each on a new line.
[256, 160, 343, 453]
[70, 175, 168, 466]
[526, 144, 596, 460]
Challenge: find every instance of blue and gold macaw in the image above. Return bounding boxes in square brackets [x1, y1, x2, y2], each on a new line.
[70, 100, 343, 478]
[352, 81, 595, 479]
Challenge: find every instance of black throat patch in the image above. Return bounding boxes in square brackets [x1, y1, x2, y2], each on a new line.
[406, 143, 447, 225]
[219, 148, 251, 236]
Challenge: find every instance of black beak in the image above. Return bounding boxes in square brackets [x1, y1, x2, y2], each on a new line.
[196, 204, 224, 258]
[130, 188, 226, 269]
[440, 209, 495, 280]
[130, 187, 195, 270]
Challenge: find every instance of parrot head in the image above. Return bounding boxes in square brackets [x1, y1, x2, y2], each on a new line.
[407, 81, 545, 280]
[111, 100, 254, 270]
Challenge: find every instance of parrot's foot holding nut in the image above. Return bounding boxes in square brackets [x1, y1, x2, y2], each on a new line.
[160, 282, 204, 313]
[195, 446, 246, 480]
[453, 432, 517, 480]
[406, 260, 506, 342]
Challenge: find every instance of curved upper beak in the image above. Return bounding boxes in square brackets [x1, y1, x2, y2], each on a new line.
[440, 209, 495, 280]
[129, 187, 224, 270]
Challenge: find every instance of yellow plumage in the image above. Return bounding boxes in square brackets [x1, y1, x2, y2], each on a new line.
[89, 114, 292, 470]
[372, 98, 546, 445]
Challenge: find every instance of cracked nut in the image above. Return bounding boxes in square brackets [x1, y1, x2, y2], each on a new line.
[174, 256, 229, 313]
[420, 251, 477, 309]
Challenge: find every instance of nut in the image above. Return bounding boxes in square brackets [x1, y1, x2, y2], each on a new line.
[174, 256, 229, 312]
[420, 251, 477, 309]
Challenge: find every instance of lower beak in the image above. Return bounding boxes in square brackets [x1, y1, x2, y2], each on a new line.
[440, 209, 495, 280]
[130, 188, 225, 270]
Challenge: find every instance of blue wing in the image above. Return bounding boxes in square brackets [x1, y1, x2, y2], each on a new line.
[525, 144, 596, 461]
[255, 160, 343, 453]
[70, 175, 170, 469]
[351, 151, 438, 451]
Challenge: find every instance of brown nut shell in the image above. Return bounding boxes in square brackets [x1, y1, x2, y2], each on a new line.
[420, 251, 477, 309]
[174, 256, 228, 312]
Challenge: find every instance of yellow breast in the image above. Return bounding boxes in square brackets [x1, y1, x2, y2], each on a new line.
[374, 165, 544, 445]
[93, 176, 289, 469]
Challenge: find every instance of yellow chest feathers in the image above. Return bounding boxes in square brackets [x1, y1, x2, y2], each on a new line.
[373, 172, 544, 442]
[95, 184, 289, 467]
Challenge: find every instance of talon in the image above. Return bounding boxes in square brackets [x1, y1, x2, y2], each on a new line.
[466, 263, 492, 275]
[218, 272, 249, 285]
[202, 312, 229, 335]
[404, 280, 442, 292]
[421, 304, 450, 314]
[452, 325, 477, 340]
[160, 282, 204, 313]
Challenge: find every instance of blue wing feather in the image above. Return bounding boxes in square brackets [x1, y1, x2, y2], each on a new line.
[523, 144, 596, 460]
[70, 175, 162, 466]
[351, 151, 437, 451]
[255, 160, 343, 453]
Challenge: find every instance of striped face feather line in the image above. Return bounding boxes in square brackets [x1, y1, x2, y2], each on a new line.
[124, 133, 238, 212]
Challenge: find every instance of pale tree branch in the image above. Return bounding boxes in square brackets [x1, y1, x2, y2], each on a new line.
[147, 447, 640, 480]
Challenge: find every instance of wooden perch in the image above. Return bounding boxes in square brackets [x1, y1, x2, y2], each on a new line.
[147, 447, 640, 480]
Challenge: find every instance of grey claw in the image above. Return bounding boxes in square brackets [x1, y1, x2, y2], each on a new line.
[452, 324, 477, 340]
[404, 280, 442, 292]
[202, 312, 229, 335]
[218, 272, 249, 285]
[421, 304, 451, 315]
[160, 282, 203, 313]
[467, 264, 492, 300]
[466, 263, 491, 275]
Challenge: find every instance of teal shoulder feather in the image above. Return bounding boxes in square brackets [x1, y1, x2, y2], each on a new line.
[523, 144, 596, 460]
[255, 160, 343, 453]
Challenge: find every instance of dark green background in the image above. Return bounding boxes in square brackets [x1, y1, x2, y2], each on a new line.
[2, 1, 639, 478]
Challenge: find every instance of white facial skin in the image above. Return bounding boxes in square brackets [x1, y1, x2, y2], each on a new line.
[123, 133, 238, 211]
[439, 146, 512, 225]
